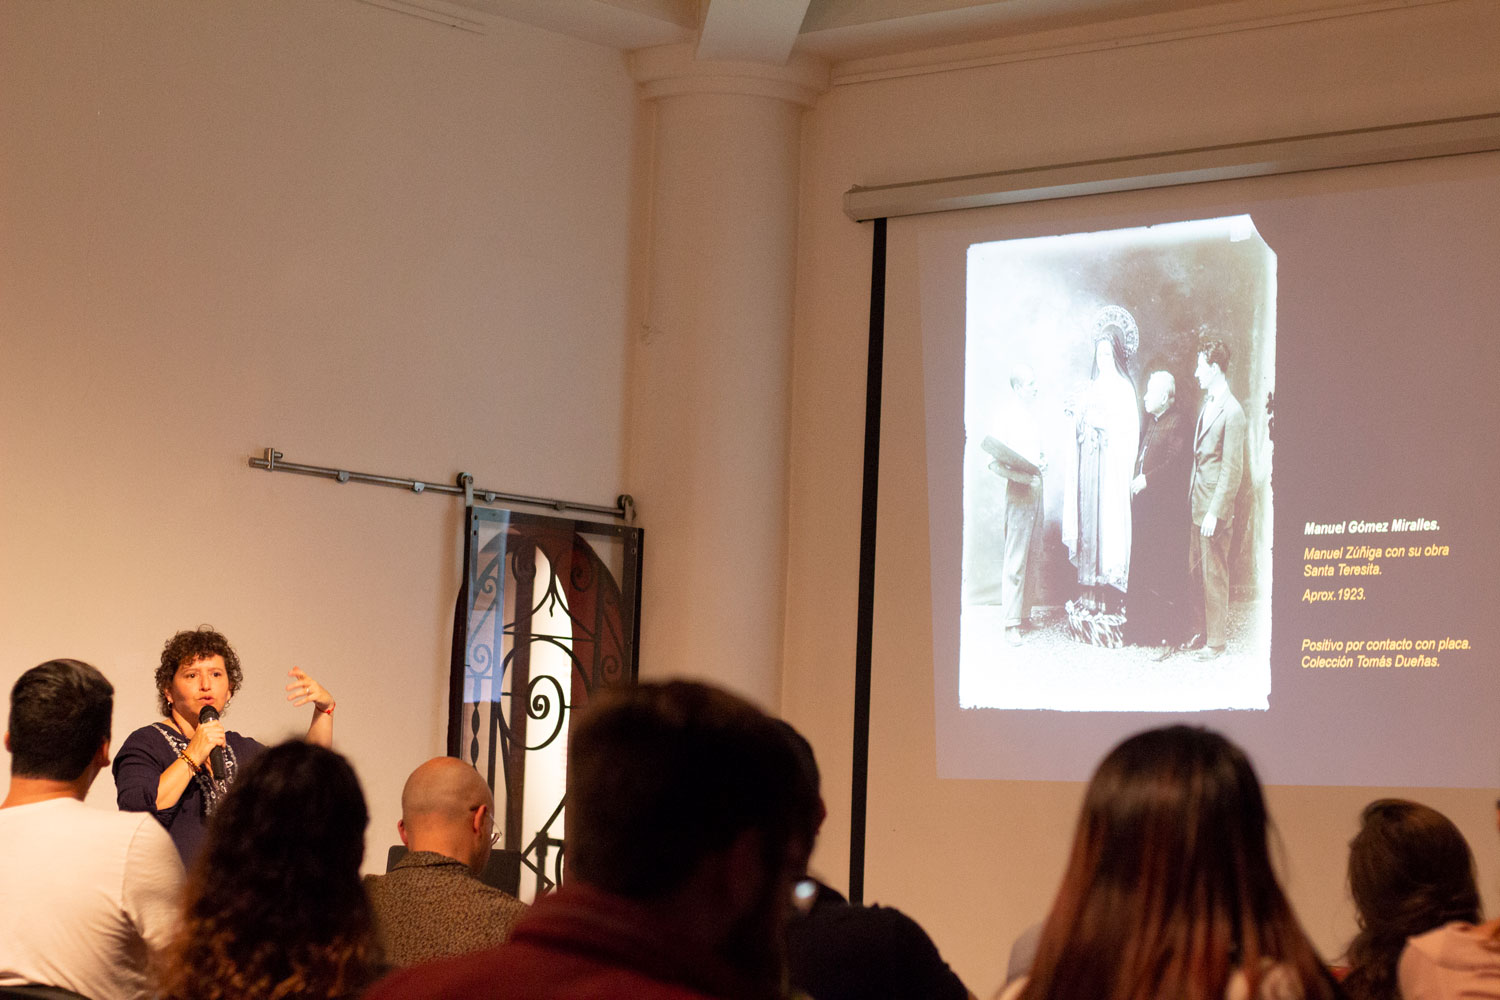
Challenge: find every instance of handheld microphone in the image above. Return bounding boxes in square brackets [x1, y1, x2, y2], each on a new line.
[197, 705, 227, 781]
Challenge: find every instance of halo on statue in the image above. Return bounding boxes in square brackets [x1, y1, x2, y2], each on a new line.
[1094, 304, 1139, 358]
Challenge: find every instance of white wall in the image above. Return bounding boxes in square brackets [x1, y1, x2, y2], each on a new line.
[0, 1, 641, 873]
[7, 0, 1500, 993]
[783, 2, 1500, 993]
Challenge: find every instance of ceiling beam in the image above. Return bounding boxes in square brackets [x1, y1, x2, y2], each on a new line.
[697, 0, 814, 64]
[459, 0, 697, 50]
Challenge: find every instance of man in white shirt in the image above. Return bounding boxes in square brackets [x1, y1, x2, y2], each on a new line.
[1, 658, 186, 1000]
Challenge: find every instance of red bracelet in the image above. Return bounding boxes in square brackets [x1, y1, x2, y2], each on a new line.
[319, 703, 335, 716]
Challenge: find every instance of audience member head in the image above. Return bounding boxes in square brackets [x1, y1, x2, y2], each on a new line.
[1020, 725, 1335, 1000]
[1494, 795, 1500, 945]
[398, 756, 497, 874]
[1342, 799, 1480, 1000]
[155, 626, 244, 717]
[160, 740, 379, 1000]
[6, 659, 113, 783]
[774, 719, 827, 852]
[565, 680, 813, 988]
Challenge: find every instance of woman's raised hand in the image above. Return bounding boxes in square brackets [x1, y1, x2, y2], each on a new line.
[286, 667, 335, 714]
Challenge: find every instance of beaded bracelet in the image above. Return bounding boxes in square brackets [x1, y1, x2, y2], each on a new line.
[177, 748, 202, 774]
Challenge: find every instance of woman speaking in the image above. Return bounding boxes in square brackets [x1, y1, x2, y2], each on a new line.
[113, 626, 337, 863]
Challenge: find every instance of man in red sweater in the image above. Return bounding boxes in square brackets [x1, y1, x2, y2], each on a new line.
[365, 680, 817, 1000]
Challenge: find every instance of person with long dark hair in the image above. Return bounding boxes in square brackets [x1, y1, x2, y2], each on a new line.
[1341, 799, 1480, 1000]
[1001, 725, 1340, 1000]
[157, 740, 382, 1000]
[1397, 798, 1500, 1000]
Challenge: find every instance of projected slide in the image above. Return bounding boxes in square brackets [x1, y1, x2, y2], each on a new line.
[959, 217, 1275, 712]
[921, 153, 1498, 786]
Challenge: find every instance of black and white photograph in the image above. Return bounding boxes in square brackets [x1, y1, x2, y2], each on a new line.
[959, 215, 1276, 712]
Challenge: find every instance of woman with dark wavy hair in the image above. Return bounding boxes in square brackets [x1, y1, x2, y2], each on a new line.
[1396, 798, 1500, 1000]
[1341, 799, 1480, 1000]
[1001, 726, 1340, 1000]
[158, 740, 382, 1000]
[114, 625, 339, 864]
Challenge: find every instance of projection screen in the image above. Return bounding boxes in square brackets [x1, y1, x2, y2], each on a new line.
[875, 149, 1500, 788]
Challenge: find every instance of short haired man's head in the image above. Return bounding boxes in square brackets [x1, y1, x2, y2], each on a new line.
[155, 626, 244, 717]
[566, 681, 809, 900]
[398, 757, 496, 874]
[1143, 370, 1176, 415]
[566, 681, 812, 988]
[774, 719, 827, 851]
[7, 659, 113, 781]
[1198, 339, 1231, 374]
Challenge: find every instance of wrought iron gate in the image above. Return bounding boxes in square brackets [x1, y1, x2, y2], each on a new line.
[449, 507, 642, 899]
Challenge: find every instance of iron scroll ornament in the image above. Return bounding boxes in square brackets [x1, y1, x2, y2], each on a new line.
[449, 506, 641, 898]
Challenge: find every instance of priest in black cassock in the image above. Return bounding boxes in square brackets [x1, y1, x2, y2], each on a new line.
[1126, 369, 1193, 654]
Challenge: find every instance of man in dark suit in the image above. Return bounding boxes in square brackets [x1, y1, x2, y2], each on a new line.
[1187, 339, 1246, 660]
[1126, 370, 1191, 654]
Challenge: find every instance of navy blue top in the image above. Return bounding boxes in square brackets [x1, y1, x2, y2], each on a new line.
[113, 722, 265, 865]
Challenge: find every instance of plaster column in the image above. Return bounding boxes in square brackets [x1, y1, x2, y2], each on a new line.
[626, 44, 828, 708]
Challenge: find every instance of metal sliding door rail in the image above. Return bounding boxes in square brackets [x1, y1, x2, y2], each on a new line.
[248, 447, 633, 521]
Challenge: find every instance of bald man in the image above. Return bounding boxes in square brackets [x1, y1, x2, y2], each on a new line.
[364, 757, 527, 967]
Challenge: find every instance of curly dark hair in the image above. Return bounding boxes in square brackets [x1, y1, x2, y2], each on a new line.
[158, 741, 381, 1000]
[156, 627, 244, 717]
[1342, 799, 1480, 1000]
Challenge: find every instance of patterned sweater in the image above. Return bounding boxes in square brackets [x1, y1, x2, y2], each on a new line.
[364, 850, 527, 967]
